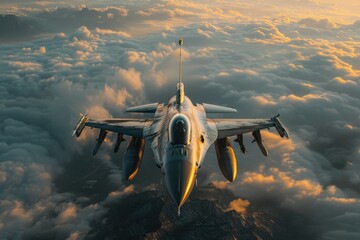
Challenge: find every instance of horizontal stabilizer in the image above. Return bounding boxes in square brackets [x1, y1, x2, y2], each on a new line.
[202, 103, 237, 113]
[126, 103, 158, 113]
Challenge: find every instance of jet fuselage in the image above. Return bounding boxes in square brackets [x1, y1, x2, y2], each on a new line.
[144, 95, 218, 207]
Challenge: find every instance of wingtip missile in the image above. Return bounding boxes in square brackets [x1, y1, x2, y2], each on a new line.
[271, 114, 289, 139]
[73, 113, 89, 137]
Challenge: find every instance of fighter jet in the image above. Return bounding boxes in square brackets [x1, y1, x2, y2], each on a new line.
[73, 38, 289, 215]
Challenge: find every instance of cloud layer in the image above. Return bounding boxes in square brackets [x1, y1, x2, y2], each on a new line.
[0, 1, 359, 239]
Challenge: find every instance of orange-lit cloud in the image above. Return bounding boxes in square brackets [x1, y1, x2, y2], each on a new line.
[279, 93, 329, 102]
[300, 82, 315, 88]
[251, 95, 277, 106]
[108, 185, 135, 199]
[56, 203, 77, 224]
[10, 201, 33, 223]
[333, 77, 356, 85]
[242, 172, 276, 184]
[325, 197, 359, 204]
[9, 61, 41, 70]
[211, 180, 230, 189]
[240, 167, 323, 198]
[127, 51, 149, 64]
[227, 199, 250, 214]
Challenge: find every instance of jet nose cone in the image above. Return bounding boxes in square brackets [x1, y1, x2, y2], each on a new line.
[163, 160, 196, 207]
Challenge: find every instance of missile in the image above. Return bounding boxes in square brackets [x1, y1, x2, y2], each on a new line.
[271, 114, 289, 138]
[234, 134, 246, 154]
[252, 130, 268, 157]
[92, 129, 108, 156]
[114, 133, 126, 153]
[72, 113, 88, 137]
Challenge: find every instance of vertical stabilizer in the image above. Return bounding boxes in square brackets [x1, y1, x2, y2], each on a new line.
[176, 38, 184, 104]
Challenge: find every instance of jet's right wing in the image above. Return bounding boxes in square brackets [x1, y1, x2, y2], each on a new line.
[73, 114, 152, 138]
[209, 114, 289, 156]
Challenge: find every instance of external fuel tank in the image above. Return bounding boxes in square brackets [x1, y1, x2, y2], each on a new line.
[214, 137, 238, 182]
[123, 137, 145, 180]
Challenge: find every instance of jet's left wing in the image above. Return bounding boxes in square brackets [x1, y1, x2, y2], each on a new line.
[209, 115, 289, 156]
[73, 114, 152, 138]
[73, 114, 152, 156]
[210, 114, 289, 139]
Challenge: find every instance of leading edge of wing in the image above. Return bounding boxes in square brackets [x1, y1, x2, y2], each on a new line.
[210, 118, 275, 139]
[85, 118, 152, 137]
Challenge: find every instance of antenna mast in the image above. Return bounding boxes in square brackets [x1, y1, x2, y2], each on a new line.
[176, 37, 184, 104]
[179, 37, 183, 85]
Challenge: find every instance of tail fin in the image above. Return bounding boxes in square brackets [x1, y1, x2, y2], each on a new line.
[176, 37, 184, 104]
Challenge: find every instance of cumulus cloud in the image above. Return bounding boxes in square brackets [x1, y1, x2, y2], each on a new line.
[116, 68, 143, 92]
[94, 28, 131, 38]
[298, 18, 338, 29]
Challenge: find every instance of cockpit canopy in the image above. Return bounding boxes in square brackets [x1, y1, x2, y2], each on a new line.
[169, 114, 191, 145]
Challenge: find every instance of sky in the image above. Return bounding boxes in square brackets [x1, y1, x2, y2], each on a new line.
[0, 0, 359, 239]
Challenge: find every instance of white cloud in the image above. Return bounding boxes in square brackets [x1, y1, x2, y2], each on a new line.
[95, 28, 131, 38]
[93, 6, 128, 16]
[116, 68, 143, 91]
